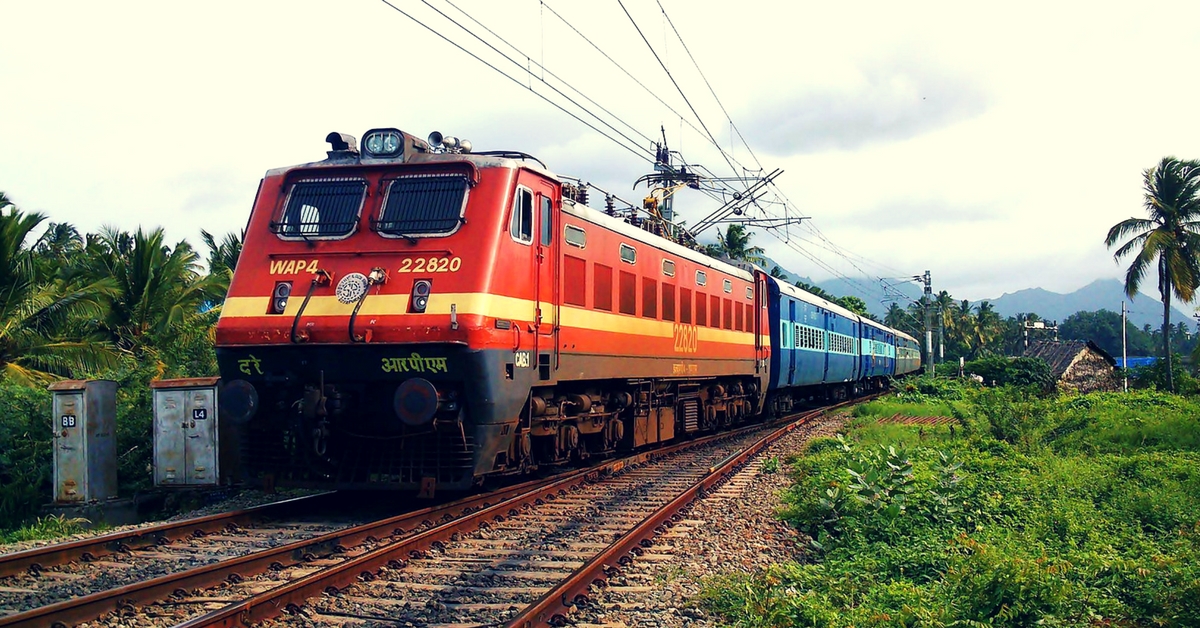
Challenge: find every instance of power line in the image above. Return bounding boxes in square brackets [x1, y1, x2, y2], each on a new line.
[378, 0, 654, 164]
[615, 0, 741, 184]
[440, 0, 657, 148]
[653, 0, 764, 173]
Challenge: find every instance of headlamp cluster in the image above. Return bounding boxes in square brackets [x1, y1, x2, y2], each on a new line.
[362, 128, 403, 158]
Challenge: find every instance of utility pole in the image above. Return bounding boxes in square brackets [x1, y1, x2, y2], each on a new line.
[1122, 301, 1128, 393]
[1023, 318, 1059, 350]
[922, 270, 933, 376]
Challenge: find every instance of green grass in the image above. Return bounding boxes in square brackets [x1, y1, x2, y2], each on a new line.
[0, 514, 93, 544]
[703, 383, 1200, 627]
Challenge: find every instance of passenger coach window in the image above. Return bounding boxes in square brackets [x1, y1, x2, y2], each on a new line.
[510, 188, 533, 244]
[376, 174, 468, 237]
[275, 179, 367, 238]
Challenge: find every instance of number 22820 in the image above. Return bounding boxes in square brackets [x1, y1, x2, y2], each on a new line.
[398, 256, 462, 273]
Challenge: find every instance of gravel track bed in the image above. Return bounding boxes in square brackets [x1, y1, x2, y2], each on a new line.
[568, 412, 847, 627]
[0, 521, 344, 612]
[260, 429, 774, 628]
[0, 490, 317, 556]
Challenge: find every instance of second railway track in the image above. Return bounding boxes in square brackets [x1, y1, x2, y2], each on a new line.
[0, 399, 859, 628]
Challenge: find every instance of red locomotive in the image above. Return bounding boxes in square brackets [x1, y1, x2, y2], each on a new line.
[216, 128, 770, 494]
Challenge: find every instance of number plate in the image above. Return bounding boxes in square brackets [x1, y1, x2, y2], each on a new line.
[193, 408, 208, 421]
[514, 351, 532, 368]
[61, 415, 77, 428]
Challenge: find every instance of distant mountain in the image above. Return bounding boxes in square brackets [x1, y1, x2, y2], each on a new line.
[758, 259, 1188, 330]
[975, 279, 1189, 331]
[760, 257, 919, 318]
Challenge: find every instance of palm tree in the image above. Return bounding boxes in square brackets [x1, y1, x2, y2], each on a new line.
[82, 227, 217, 352]
[0, 201, 119, 385]
[200, 229, 243, 301]
[1106, 156, 1200, 392]
[769, 265, 787, 279]
[970, 301, 1003, 357]
[713, 224, 765, 264]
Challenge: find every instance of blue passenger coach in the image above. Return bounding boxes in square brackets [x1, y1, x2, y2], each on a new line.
[764, 275, 920, 415]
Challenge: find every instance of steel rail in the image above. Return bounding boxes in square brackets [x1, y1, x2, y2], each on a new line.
[507, 398, 866, 627]
[174, 420, 782, 628]
[0, 475, 571, 628]
[0, 492, 336, 579]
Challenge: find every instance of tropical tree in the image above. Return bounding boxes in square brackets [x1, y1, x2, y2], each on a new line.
[0, 200, 119, 384]
[835, 295, 868, 316]
[82, 227, 216, 353]
[713, 224, 765, 264]
[1105, 156, 1200, 392]
[795, 281, 834, 301]
[769, 265, 787, 279]
[200, 229, 243, 301]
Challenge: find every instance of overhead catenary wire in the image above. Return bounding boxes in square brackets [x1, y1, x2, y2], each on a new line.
[653, 0, 764, 174]
[440, 0, 657, 148]
[382, 0, 919, 308]
[378, 0, 655, 164]
[615, 0, 742, 185]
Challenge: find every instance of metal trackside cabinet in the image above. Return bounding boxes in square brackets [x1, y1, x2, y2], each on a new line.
[152, 377, 230, 486]
[49, 380, 118, 503]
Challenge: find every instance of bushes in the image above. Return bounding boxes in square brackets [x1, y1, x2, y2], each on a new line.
[706, 387, 1200, 627]
[0, 382, 53, 531]
[965, 355, 1055, 391]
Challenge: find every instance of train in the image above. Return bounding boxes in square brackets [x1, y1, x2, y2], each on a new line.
[214, 127, 921, 496]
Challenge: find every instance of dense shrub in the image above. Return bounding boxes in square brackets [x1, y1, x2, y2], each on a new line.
[965, 355, 1055, 391]
[705, 387, 1200, 627]
[1128, 354, 1199, 394]
[0, 383, 53, 530]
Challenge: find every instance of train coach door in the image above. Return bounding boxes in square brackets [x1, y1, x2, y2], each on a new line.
[754, 274, 768, 373]
[534, 184, 559, 378]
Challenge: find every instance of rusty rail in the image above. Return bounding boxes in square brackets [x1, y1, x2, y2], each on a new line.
[174, 419, 784, 628]
[0, 478, 550, 628]
[0, 491, 334, 579]
[507, 398, 866, 627]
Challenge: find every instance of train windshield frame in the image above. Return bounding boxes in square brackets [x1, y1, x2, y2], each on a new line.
[374, 173, 470, 238]
[272, 178, 367, 239]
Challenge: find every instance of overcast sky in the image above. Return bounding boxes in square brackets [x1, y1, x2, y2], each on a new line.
[4, 1, 1199, 307]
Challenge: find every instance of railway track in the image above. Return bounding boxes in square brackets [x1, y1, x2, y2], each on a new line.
[0, 493, 349, 614]
[0, 400, 856, 628]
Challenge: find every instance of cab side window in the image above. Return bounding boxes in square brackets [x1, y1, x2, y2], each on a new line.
[540, 195, 553, 246]
[510, 188, 533, 244]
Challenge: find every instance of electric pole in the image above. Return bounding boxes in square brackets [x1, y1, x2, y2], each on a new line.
[1022, 317, 1059, 350]
[922, 270, 933, 376]
[1122, 301, 1128, 393]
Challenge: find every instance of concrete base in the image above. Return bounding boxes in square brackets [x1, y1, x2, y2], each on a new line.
[42, 497, 144, 528]
[40, 487, 238, 529]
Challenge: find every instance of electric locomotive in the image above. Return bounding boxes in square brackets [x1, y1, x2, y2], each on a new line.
[215, 128, 769, 495]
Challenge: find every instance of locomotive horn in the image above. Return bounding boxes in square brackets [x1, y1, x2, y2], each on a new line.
[427, 131, 444, 147]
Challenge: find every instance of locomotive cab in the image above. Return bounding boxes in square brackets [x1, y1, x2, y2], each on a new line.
[216, 129, 558, 492]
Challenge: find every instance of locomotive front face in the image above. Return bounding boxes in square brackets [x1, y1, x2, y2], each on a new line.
[215, 131, 545, 491]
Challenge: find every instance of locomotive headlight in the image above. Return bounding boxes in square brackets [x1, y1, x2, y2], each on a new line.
[270, 281, 292, 314]
[410, 279, 432, 313]
[362, 128, 403, 157]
